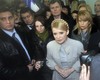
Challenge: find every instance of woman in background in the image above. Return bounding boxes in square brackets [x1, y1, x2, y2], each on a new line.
[71, 10, 97, 50]
[34, 16, 53, 56]
[34, 16, 53, 80]
[78, 4, 92, 14]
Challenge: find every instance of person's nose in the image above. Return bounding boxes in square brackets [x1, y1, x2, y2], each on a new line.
[6, 18, 10, 23]
[25, 17, 29, 21]
[38, 26, 41, 29]
[56, 34, 60, 39]
[54, 7, 57, 11]
[81, 21, 84, 25]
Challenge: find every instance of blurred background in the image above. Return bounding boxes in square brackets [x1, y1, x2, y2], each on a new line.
[0, 0, 96, 14]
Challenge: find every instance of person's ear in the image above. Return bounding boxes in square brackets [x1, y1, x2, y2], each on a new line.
[67, 30, 69, 36]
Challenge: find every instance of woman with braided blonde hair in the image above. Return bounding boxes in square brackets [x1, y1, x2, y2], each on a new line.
[46, 19, 84, 80]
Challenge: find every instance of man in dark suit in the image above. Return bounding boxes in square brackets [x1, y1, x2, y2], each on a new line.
[20, 7, 53, 80]
[20, 7, 35, 32]
[0, 6, 40, 80]
[46, 0, 75, 37]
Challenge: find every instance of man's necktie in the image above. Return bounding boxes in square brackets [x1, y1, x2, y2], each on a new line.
[12, 32, 31, 61]
[12, 33, 20, 43]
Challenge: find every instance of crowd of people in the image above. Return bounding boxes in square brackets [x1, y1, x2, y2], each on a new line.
[0, 0, 100, 80]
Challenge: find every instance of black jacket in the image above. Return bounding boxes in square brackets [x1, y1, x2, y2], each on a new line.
[88, 31, 100, 53]
[0, 28, 36, 80]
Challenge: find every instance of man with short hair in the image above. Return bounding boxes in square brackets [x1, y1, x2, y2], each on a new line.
[46, 0, 74, 37]
[20, 7, 35, 33]
[0, 6, 40, 80]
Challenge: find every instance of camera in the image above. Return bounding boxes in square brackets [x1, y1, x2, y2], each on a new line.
[80, 50, 95, 65]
